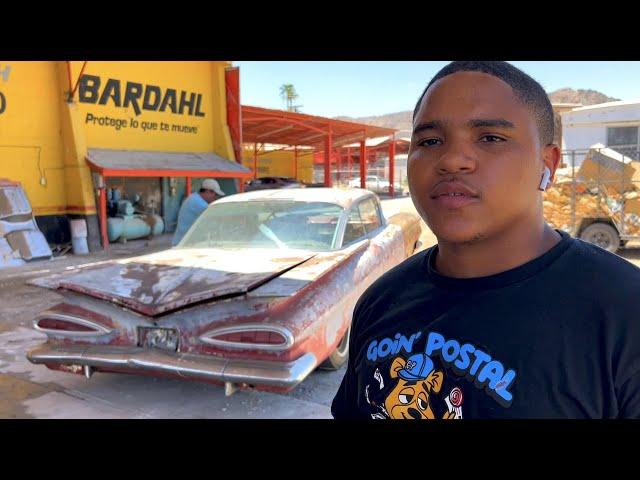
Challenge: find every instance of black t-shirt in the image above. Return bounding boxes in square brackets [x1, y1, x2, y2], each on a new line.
[331, 231, 640, 419]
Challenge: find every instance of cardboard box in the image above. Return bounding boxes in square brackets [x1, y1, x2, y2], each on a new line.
[0, 185, 32, 219]
[577, 144, 640, 193]
[6, 230, 52, 261]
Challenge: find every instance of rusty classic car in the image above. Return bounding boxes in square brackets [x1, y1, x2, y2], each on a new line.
[27, 188, 422, 395]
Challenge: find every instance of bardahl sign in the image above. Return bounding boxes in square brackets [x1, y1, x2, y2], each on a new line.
[78, 74, 206, 117]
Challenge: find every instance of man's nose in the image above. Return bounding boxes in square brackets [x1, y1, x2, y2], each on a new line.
[435, 143, 476, 175]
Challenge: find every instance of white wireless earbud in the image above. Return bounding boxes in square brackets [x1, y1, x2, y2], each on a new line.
[538, 167, 551, 191]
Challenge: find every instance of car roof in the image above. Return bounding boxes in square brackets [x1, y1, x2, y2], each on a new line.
[214, 187, 375, 209]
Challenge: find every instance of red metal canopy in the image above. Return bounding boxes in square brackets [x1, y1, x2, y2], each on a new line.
[241, 105, 398, 190]
[242, 105, 396, 148]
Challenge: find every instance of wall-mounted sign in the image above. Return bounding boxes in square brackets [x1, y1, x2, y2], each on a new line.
[78, 74, 206, 118]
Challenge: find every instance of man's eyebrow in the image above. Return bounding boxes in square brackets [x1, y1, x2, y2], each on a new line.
[412, 121, 442, 135]
[467, 118, 515, 129]
[412, 118, 515, 135]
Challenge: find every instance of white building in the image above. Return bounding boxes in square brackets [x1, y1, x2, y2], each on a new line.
[560, 100, 640, 166]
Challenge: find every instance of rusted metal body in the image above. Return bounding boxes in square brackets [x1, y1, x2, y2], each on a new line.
[27, 188, 422, 394]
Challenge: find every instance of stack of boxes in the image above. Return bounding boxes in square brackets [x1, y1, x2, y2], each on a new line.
[0, 179, 52, 268]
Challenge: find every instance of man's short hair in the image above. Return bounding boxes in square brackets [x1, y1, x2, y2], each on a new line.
[413, 61, 555, 146]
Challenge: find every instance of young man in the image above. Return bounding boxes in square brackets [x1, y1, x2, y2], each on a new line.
[331, 61, 640, 419]
[172, 178, 225, 246]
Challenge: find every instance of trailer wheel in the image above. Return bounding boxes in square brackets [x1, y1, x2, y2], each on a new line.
[579, 223, 620, 253]
[319, 325, 350, 371]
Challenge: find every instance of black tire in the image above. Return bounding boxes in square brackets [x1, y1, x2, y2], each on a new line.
[579, 223, 620, 253]
[319, 325, 350, 371]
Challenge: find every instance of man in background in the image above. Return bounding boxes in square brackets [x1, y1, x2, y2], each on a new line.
[172, 178, 225, 246]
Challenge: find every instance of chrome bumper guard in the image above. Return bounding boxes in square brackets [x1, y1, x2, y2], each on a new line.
[27, 344, 317, 389]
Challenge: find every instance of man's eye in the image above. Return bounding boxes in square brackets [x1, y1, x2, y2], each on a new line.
[399, 394, 413, 404]
[417, 397, 428, 410]
[479, 135, 506, 143]
[417, 138, 442, 147]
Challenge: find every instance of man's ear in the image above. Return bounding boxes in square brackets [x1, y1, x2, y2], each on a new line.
[426, 370, 444, 394]
[390, 357, 406, 379]
[543, 143, 561, 184]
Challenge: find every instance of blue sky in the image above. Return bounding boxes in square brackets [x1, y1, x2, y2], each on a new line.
[234, 61, 640, 118]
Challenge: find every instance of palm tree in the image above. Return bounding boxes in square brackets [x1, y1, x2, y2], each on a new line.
[279, 84, 299, 111]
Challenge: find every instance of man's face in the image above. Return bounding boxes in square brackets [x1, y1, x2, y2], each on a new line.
[408, 71, 547, 244]
[201, 190, 217, 204]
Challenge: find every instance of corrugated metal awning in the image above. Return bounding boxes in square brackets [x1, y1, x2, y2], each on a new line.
[86, 148, 252, 177]
[241, 105, 398, 148]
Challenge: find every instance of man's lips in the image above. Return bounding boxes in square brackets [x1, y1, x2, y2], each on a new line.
[429, 181, 480, 208]
[430, 180, 479, 199]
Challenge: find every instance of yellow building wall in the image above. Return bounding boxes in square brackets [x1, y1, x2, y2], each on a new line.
[70, 61, 232, 153]
[242, 146, 314, 184]
[0, 61, 67, 216]
[0, 61, 235, 216]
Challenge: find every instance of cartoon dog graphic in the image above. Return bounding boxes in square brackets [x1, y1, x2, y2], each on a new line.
[384, 353, 455, 420]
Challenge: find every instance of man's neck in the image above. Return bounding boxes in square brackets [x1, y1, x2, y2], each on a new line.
[434, 219, 562, 279]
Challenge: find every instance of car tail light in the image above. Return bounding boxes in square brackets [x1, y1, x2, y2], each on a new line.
[215, 331, 285, 345]
[200, 325, 293, 351]
[37, 319, 96, 332]
[33, 313, 112, 337]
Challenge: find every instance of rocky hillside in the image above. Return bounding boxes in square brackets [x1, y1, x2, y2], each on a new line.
[548, 88, 618, 105]
[337, 89, 620, 143]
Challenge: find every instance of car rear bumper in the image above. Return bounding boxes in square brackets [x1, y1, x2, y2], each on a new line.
[27, 343, 317, 390]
